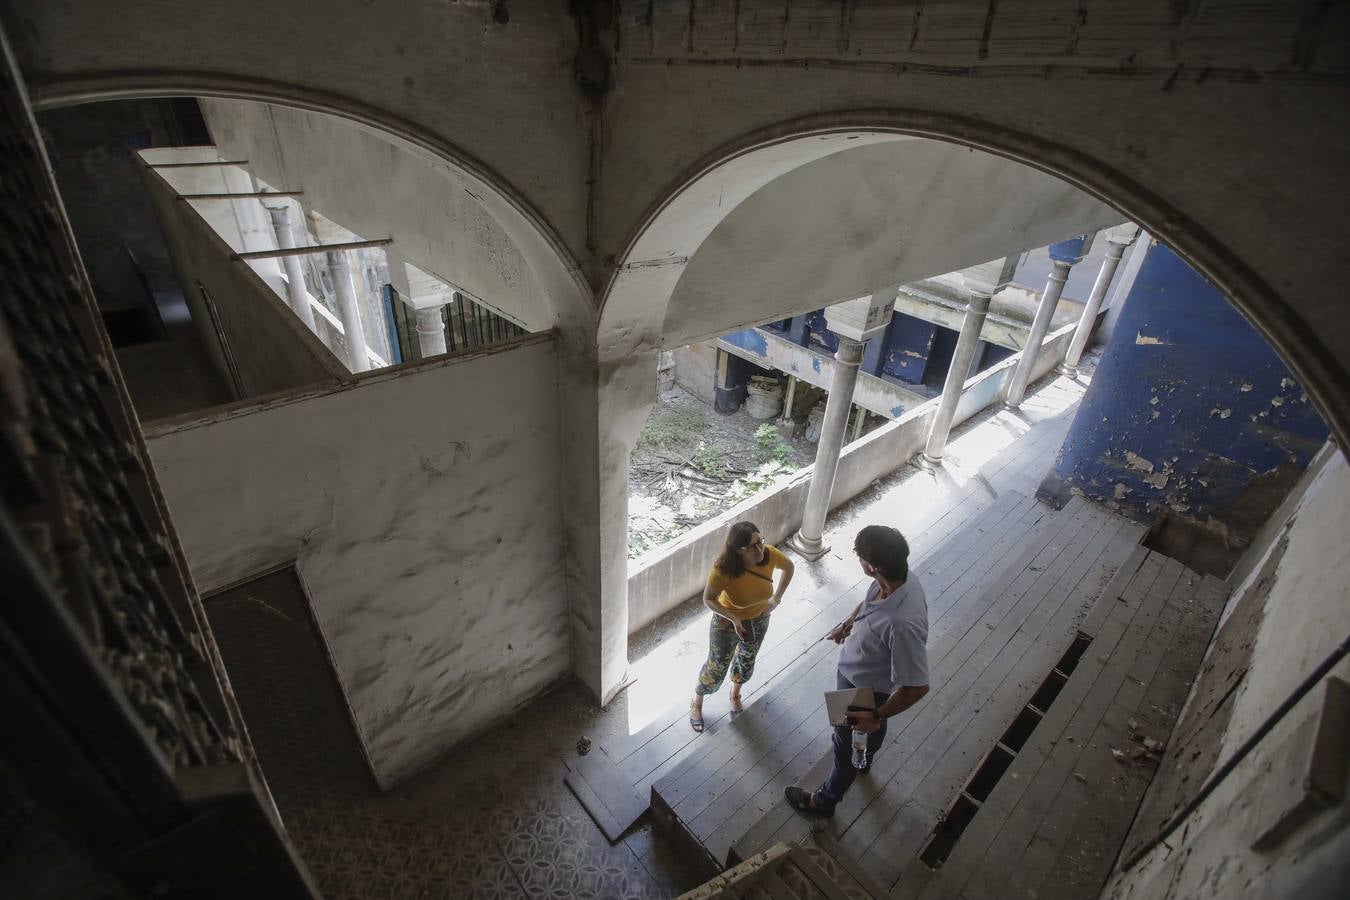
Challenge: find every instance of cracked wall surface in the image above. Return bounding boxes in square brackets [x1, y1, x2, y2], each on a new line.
[143, 335, 568, 789]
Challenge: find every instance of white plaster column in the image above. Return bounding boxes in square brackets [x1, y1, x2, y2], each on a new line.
[327, 249, 370, 373]
[566, 339, 659, 705]
[220, 165, 275, 256]
[918, 256, 1017, 468]
[414, 305, 448, 357]
[1059, 223, 1141, 377]
[789, 289, 896, 560]
[790, 336, 865, 559]
[265, 204, 317, 331]
[779, 375, 797, 423]
[1005, 233, 1096, 409]
[851, 405, 866, 442]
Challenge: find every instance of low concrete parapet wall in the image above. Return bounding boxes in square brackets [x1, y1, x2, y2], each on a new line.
[627, 324, 1075, 633]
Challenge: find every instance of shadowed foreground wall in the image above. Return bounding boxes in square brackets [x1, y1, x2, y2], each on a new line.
[1105, 444, 1350, 899]
[144, 334, 567, 789]
[1043, 244, 1329, 551]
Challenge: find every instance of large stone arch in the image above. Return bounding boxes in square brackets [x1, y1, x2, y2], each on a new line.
[10, 1, 1347, 707]
[584, 108, 1348, 705]
[27, 74, 593, 330]
[598, 110, 1348, 448]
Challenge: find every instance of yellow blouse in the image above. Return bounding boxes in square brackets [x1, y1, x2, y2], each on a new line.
[707, 545, 790, 620]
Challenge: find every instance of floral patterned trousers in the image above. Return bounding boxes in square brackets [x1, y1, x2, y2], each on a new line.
[695, 612, 771, 696]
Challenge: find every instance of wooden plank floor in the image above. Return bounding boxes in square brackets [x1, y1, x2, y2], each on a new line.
[593, 398, 1083, 874]
[723, 497, 1145, 873]
[647, 489, 1058, 876]
[657, 506, 1224, 900]
[606, 402, 1078, 805]
[881, 554, 1224, 900]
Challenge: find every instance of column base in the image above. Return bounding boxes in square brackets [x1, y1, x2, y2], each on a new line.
[913, 452, 941, 472]
[1056, 363, 1079, 378]
[1002, 399, 1023, 412]
[787, 531, 830, 561]
[599, 667, 640, 708]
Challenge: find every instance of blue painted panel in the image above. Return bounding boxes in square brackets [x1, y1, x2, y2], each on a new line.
[879, 312, 937, 385]
[1049, 233, 1094, 264]
[805, 310, 837, 354]
[862, 326, 886, 375]
[923, 324, 959, 387]
[979, 342, 1014, 371]
[1052, 244, 1328, 533]
[380, 284, 404, 364]
[721, 328, 770, 360]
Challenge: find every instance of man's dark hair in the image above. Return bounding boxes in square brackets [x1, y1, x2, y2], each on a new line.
[854, 525, 909, 582]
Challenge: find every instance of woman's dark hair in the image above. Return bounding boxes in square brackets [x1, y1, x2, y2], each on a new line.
[854, 525, 910, 582]
[715, 521, 762, 577]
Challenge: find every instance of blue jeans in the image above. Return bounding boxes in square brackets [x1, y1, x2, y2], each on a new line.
[814, 672, 890, 810]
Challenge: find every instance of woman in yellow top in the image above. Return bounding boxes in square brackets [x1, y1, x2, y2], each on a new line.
[690, 521, 794, 732]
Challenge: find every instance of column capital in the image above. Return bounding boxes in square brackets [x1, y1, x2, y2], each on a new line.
[823, 288, 896, 343]
[1049, 232, 1098, 266]
[959, 256, 1019, 299]
[1105, 222, 1142, 249]
[832, 333, 866, 365]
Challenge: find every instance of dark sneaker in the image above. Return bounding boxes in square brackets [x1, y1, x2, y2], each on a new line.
[784, 786, 834, 817]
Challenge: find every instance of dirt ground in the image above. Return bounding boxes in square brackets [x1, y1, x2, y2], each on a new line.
[627, 386, 823, 558]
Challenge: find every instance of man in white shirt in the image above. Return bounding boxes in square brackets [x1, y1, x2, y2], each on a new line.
[785, 525, 930, 815]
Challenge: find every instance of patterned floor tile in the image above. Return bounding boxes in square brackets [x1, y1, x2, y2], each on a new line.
[206, 572, 693, 899]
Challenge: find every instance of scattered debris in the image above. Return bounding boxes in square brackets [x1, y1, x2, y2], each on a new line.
[1074, 773, 1088, 783]
[628, 388, 816, 558]
[576, 737, 592, 756]
[1114, 721, 1168, 765]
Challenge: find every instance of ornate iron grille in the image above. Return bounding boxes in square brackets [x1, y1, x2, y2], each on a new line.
[0, 53, 235, 775]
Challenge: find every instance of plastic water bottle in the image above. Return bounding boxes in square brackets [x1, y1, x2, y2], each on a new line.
[851, 728, 868, 770]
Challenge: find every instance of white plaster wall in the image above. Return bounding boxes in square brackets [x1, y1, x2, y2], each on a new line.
[200, 99, 550, 331]
[144, 335, 568, 789]
[1106, 447, 1350, 899]
[673, 342, 717, 405]
[662, 139, 1123, 346]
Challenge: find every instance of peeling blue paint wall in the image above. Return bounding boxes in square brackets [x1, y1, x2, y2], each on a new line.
[1047, 243, 1328, 541]
[804, 310, 837, 354]
[737, 309, 954, 391]
[721, 327, 769, 359]
[878, 313, 939, 385]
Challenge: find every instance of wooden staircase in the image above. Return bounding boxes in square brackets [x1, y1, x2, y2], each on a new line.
[678, 830, 888, 900]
